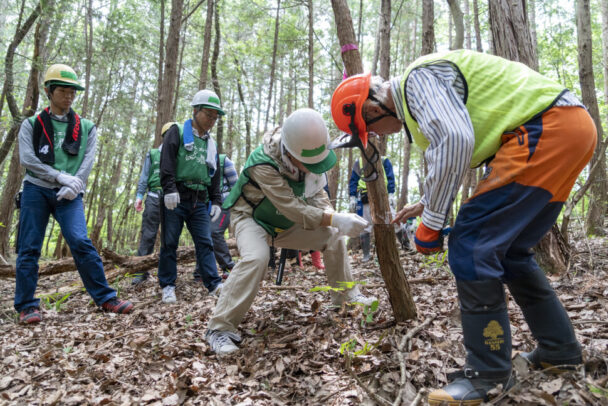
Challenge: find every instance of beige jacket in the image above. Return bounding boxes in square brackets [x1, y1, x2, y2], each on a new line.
[231, 128, 333, 230]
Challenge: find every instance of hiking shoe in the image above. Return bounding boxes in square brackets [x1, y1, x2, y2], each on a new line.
[131, 272, 149, 286]
[210, 282, 223, 297]
[206, 330, 241, 355]
[19, 307, 41, 324]
[162, 285, 177, 303]
[521, 348, 583, 373]
[101, 297, 134, 314]
[192, 271, 203, 283]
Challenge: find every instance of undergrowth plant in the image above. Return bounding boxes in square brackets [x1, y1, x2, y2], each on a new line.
[40, 292, 71, 312]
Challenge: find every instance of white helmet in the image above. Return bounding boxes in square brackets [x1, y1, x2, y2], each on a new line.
[281, 108, 337, 174]
[190, 89, 225, 115]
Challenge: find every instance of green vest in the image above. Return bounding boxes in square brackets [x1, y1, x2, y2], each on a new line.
[176, 125, 212, 191]
[401, 49, 565, 167]
[357, 157, 388, 193]
[28, 113, 92, 176]
[223, 145, 305, 237]
[147, 148, 161, 192]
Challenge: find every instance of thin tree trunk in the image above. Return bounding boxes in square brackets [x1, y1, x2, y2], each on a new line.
[234, 58, 252, 158]
[473, 0, 483, 52]
[447, 0, 464, 49]
[211, 0, 223, 152]
[331, 0, 417, 322]
[529, 0, 539, 68]
[421, 0, 435, 55]
[398, 140, 411, 209]
[155, 0, 166, 138]
[263, 0, 281, 132]
[199, 0, 214, 89]
[377, 0, 391, 155]
[155, 0, 184, 146]
[172, 22, 188, 119]
[577, 0, 607, 235]
[307, 0, 314, 108]
[81, 0, 93, 117]
[464, 0, 471, 49]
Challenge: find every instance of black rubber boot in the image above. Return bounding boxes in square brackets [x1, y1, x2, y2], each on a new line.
[506, 268, 582, 372]
[360, 233, 371, 262]
[428, 279, 513, 406]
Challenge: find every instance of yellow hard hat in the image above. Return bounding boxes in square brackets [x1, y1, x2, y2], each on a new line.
[43, 64, 85, 90]
[161, 121, 178, 136]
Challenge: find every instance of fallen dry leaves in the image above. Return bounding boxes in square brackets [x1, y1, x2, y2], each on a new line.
[0, 230, 607, 405]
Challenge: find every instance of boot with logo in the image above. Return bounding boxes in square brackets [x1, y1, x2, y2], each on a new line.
[428, 279, 513, 406]
[360, 233, 372, 262]
[506, 268, 582, 373]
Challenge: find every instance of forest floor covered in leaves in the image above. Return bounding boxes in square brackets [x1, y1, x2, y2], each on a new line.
[0, 229, 607, 405]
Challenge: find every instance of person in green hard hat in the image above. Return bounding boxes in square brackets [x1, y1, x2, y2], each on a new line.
[157, 90, 224, 304]
[131, 121, 177, 285]
[15, 63, 134, 324]
[205, 108, 377, 356]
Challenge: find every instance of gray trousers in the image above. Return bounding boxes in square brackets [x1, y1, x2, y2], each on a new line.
[137, 194, 161, 256]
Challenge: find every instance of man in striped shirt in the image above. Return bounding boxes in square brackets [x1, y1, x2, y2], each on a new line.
[331, 50, 596, 406]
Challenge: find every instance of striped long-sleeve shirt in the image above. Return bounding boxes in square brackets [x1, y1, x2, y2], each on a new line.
[390, 63, 582, 231]
[221, 156, 238, 202]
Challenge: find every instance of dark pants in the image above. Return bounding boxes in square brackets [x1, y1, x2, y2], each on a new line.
[14, 181, 116, 311]
[210, 208, 234, 271]
[158, 199, 222, 292]
[137, 194, 161, 256]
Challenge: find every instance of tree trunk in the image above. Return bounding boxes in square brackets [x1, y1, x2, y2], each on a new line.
[81, 0, 93, 117]
[155, 0, 184, 147]
[577, 0, 607, 236]
[473, 0, 483, 52]
[211, 0, 223, 152]
[464, 0, 471, 49]
[155, 0, 166, 142]
[263, 0, 281, 132]
[421, 0, 435, 55]
[331, 0, 417, 322]
[172, 23, 188, 120]
[447, 0, 464, 49]
[199, 0, 214, 89]
[307, 0, 314, 108]
[398, 140, 411, 209]
[377, 0, 391, 155]
[488, 0, 538, 70]
[234, 58, 252, 158]
[529, 0, 539, 68]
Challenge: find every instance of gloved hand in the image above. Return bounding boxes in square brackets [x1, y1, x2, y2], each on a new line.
[134, 198, 143, 212]
[210, 204, 221, 222]
[56, 186, 78, 201]
[389, 193, 397, 210]
[414, 222, 442, 255]
[164, 192, 180, 210]
[349, 196, 357, 212]
[56, 173, 84, 193]
[331, 212, 368, 237]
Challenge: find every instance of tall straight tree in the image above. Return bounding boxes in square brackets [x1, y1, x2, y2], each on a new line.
[473, 0, 483, 52]
[577, 0, 606, 235]
[199, 0, 214, 89]
[377, 0, 391, 155]
[331, 0, 417, 322]
[307, 0, 314, 108]
[263, 0, 281, 132]
[421, 0, 435, 55]
[447, 0, 464, 49]
[211, 0, 224, 152]
[155, 0, 184, 147]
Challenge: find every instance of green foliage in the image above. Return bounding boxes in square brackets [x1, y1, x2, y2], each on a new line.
[40, 292, 71, 312]
[422, 250, 449, 270]
[587, 383, 608, 398]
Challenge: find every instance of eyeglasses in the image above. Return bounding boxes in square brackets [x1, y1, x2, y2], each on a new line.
[199, 108, 218, 120]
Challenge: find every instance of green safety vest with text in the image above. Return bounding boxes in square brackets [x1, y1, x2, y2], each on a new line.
[175, 125, 212, 191]
[147, 148, 161, 192]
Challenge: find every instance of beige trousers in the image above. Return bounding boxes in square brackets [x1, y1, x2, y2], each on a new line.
[207, 215, 361, 333]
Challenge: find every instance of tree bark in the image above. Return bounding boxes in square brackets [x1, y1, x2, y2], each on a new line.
[211, 0, 223, 152]
[377, 0, 391, 155]
[199, 0, 214, 89]
[421, 0, 435, 55]
[307, 0, 314, 108]
[155, 0, 166, 143]
[577, 0, 607, 236]
[331, 0, 417, 322]
[263, 0, 281, 132]
[81, 0, 93, 117]
[398, 140, 411, 209]
[234, 58, 252, 158]
[155, 0, 184, 147]
[489, 0, 538, 70]
[464, 0, 471, 49]
[447, 0, 464, 49]
[473, 0, 483, 52]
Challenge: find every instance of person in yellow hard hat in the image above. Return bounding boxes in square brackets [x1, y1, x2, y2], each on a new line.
[132, 122, 178, 285]
[15, 63, 134, 324]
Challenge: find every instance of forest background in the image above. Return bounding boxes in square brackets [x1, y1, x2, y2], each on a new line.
[0, 0, 606, 260]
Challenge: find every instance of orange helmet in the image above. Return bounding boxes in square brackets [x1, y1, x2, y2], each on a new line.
[330, 72, 371, 148]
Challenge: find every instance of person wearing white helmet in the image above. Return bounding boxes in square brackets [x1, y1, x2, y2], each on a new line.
[205, 108, 377, 356]
[157, 90, 224, 303]
[132, 122, 178, 285]
[15, 64, 133, 324]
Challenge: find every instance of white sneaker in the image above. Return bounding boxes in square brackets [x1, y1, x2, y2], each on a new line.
[349, 293, 378, 307]
[162, 285, 177, 303]
[206, 330, 241, 355]
[210, 282, 223, 297]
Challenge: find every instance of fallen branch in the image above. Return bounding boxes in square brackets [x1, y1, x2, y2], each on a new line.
[344, 357, 392, 406]
[394, 316, 436, 406]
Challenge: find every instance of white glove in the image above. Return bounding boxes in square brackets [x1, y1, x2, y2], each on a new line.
[349, 196, 357, 212]
[56, 186, 78, 201]
[210, 204, 221, 222]
[164, 192, 180, 210]
[389, 193, 396, 209]
[331, 212, 369, 237]
[56, 173, 84, 193]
